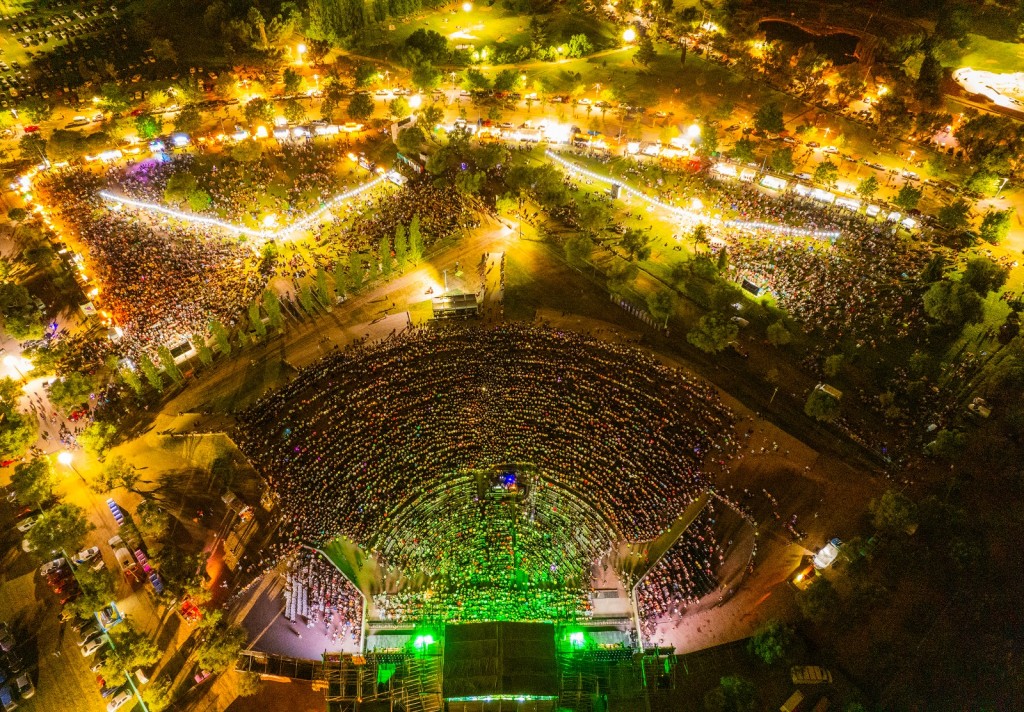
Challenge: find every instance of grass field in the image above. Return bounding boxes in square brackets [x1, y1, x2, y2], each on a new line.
[938, 34, 1024, 74]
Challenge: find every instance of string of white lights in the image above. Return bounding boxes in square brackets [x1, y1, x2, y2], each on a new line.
[544, 150, 842, 240]
[98, 175, 387, 240]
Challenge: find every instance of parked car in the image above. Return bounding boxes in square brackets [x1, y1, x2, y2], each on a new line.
[77, 623, 100, 645]
[106, 687, 134, 712]
[0, 625, 13, 653]
[81, 635, 106, 657]
[13, 674, 32, 699]
[73, 546, 100, 564]
[0, 684, 14, 711]
[39, 558, 65, 577]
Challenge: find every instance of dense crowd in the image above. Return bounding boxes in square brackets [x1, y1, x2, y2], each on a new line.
[556, 150, 932, 349]
[114, 143, 351, 224]
[719, 224, 929, 347]
[37, 167, 264, 351]
[635, 510, 720, 628]
[372, 470, 611, 622]
[284, 548, 362, 644]
[237, 325, 737, 622]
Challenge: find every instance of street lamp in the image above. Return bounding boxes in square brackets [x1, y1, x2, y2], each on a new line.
[409, 94, 423, 110]
[57, 450, 86, 484]
[995, 176, 1009, 199]
[296, 43, 306, 64]
[462, 1, 473, 11]
[622, 27, 637, 44]
[313, 74, 320, 92]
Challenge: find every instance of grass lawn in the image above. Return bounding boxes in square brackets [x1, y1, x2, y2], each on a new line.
[938, 33, 1024, 74]
[378, 2, 617, 56]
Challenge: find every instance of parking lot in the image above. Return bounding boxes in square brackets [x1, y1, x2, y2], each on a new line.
[0, 523, 108, 712]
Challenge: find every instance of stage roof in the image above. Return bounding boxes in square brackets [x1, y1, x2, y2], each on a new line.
[442, 622, 558, 700]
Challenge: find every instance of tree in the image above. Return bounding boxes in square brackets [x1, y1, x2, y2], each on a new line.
[389, 97, 411, 120]
[11, 458, 55, 504]
[978, 209, 1012, 245]
[68, 566, 116, 618]
[813, 159, 838, 187]
[703, 675, 758, 712]
[243, 97, 274, 127]
[915, 50, 943, 105]
[26, 502, 93, 555]
[921, 254, 946, 284]
[411, 62, 442, 92]
[174, 106, 202, 135]
[856, 175, 879, 200]
[231, 139, 263, 163]
[564, 234, 594, 269]
[347, 93, 375, 122]
[348, 252, 364, 291]
[620, 229, 651, 261]
[79, 421, 119, 457]
[730, 137, 756, 163]
[134, 113, 161, 140]
[691, 223, 711, 254]
[136, 500, 170, 539]
[196, 622, 248, 674]
[747, 619, 794, 665]
[164, 172, 198, 204]
[766, 321, 792, 346]
[647, 289, 677, 327]
[151, 37, 177, 64]
[804, 388, 840, 421]
[157, 346, 183, 384]
[210, 319, 231, 356]
[282, 67, 302, 95]
[492, 69, 523, 94]
[94, 455, 146, 494]
[893, 184, 922, 212]
[405, 29, 448, 64]
[378, 236, 393, 276]
[567, 33, 594, 58]
[263, 290, 283, 329]
[687, 314, 738, 353]
[798, 577, 839, 623]
[408, 215, 425, 264]
[141, 677, 172, 712]
[98, 82, 131, 113]
[823, 354, 844, 378]
[188, 190, 212, 212]
[633, 35, 657, 67]
[923, 280, 983, 327]
[0, 378, 33, 459]
[935, 1, 972, 45]
[237, 671, 263, 697]
[282, 99, 306, 124]
[926, 428, 966, 461]
[353, 63, 379, 88]
[870, 489, 917, 533]
[962, 257, 1009, 295]
[47, 371, 95, 414]
[19, 133, 47, 162]
[768, 147, 794, 174]
[753, 102, 784, 134]
[394, 224, 408, 269]
[936, 198, 972, 231]
[19, 96, 53, 123]
[100, 622, 160, 682]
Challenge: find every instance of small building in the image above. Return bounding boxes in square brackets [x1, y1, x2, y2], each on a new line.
[432, 292, 479, 320]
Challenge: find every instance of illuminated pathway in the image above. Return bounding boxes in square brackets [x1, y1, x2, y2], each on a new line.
[544, 150, 841, 240]
[98, 174, 388, 241]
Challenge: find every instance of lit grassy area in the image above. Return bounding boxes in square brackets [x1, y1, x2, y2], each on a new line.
[940, 34, 1024, 73]
[381, 2, 617, 55]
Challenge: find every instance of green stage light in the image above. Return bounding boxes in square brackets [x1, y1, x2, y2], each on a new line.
[414, 634, 435, 649]
[569, 632, 585, 648]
